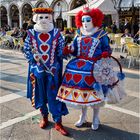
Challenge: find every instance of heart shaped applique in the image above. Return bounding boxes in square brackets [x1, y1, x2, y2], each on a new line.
[83, 93, 88, 99]
[73, 74, 82, 84]
[60, 88, 64, 94]
[40, 45, 49, 52]
[39, 33, 50, 42]
[65, 73, 72, 82]
[42, 54, 49, 62]
[64, 90, 69, 96]
[84, 37, 92, 44]
[77, 61, 86, 68]
[85, 75, 95, 86]
[83, 46, 87, 50]
[74, 92, 79, 99]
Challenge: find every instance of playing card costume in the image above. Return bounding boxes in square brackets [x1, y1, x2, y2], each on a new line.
[57, 7, 125, 130]
[24, 8, 69, 136]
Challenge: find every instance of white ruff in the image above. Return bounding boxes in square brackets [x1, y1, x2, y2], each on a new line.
[34, 24, 54, 33]
[80, 27, 99, 36]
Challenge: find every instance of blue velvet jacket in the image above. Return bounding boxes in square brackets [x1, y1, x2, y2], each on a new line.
[24, 28, 65, 78]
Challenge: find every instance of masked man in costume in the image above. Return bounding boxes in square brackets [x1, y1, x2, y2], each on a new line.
[57, 7, 112, 130]
[23, 8, 69, 136]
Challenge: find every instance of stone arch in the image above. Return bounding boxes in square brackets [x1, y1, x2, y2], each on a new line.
[51, 0, 68, 21]
[0, 6, 8, 27]
[69, 0, 86, 10]
[21, 3, 33, 22]
[9, 4, 19, 28]
[69, 0, 86, 27]
[35, 0, 49, 8]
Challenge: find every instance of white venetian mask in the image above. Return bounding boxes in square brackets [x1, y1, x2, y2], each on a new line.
[82, 15, 94, 31]
[33, 13, 54, 33]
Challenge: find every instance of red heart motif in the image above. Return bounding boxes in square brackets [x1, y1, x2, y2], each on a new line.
[83, 46, 87, 50]
[85, 76, 95, 86]
[42, 55, 48, 62]
[65, 90, 69, 96]
[41, 45, 49, 52]
[77, 61, 86, 68]
[74, 92, 78, 98]
[60, 88, 64, 93]
[84, 37, 92, 44]
[39, 33, 50, 42]
[83, 93, 88, 99]
[65, 73, 72, 82]
[73, 74, 82, 84]
[51, 67, 56, 74]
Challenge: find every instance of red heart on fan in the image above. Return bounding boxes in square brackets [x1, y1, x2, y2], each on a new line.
[85, 76, 95, 86]
[65, 90, 69, 96]
[77, 61, 86, 68]
[42, 55, 48, 62]
[73, 74, 82, 84]
[65, 73, 72, 82]
[74, 92, 78, 98]
[39, 33, 50, 42]
[41, 45, 49, 52]
[60, 88, 64, 93]
[83, 93, 88, 99]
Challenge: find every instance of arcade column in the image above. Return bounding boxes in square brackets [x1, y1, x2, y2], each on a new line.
[19, 11, 23, 28]
[7, 11, 11, 27]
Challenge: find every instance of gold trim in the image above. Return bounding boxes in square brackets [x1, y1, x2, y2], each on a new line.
[98, 32, 108, 39]
[97, 30, 103, 39]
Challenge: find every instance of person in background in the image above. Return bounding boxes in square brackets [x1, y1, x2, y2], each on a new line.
[64, 29, 73, 45]
[0, 28, 6, 37]
[22, 20, 28, 31]
[111, 21, 117, 33]
[27, 18, 34, 29]
[121, 28, 132, 38]
[134, 29, 140, 45]
[69, 28, 75, 35]
[17, 28, 26, 38]
[11, 27, 19, 38]
[123, 18, 131, 33]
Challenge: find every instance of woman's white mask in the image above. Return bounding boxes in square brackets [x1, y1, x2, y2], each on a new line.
[82, 15, 93, 31]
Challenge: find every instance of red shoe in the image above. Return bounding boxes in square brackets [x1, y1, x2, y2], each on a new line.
[54, 123, 69, 136]
[39, 116, 48, 129]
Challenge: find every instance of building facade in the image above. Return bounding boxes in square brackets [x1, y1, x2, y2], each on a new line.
[0, 0, 87, 28]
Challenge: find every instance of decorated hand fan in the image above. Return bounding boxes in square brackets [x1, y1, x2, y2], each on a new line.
[93, 56, 126, 104]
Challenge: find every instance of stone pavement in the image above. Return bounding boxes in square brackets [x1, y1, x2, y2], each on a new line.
[0, 49, 139, 140]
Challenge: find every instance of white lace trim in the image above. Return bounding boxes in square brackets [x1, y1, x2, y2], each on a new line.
[80, 27, 99, 36]
[56, 97, 105, 107]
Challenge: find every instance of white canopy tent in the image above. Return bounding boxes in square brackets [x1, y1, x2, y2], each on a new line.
[66, 0, 119, 27]
[67, 0, 117, 15]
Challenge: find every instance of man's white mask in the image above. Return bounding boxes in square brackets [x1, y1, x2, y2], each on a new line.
[82, 15, 93, 31]
[33, 13, 54, 33]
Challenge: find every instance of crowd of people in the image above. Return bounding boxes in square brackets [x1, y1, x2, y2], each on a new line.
[0, 18, 35, 50]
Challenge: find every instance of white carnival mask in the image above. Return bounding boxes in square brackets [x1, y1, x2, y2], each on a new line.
[33, 13, 54, 33]
[82, 15, 93, 31]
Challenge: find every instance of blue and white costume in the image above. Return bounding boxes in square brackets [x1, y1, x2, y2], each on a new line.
[57, 29, 112, 106]
[24, 28, 68, 123]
